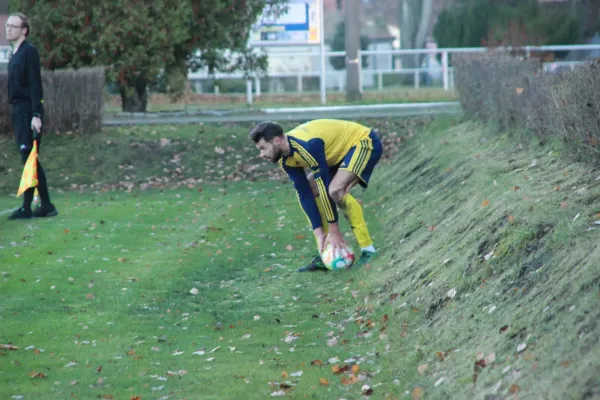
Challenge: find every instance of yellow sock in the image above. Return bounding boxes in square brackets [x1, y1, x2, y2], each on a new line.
[338, 193, 373, 249]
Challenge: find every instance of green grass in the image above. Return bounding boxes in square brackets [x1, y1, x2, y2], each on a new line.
[0, 183, 388, 399]
[1, 116, 599, 399]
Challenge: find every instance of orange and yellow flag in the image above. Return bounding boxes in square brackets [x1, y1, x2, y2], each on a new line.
[17, 141, 39, 197]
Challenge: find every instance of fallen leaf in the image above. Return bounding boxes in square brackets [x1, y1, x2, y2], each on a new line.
[560, 361, 570, 367]
[327, 337, 338, 347]
[286, 245, 293, 251]
[351, 364, 360, 374]
[131, 397, 141, 400]
[215, 146, 225, 154]
[499, 325, 509, 333]
[281, 371, 288, 378]
[560, 201, 568, 209]
[362, 384, 374, 395]
[189, 288, 199, 295]
[482, 199, 490, 207]
[508, 215, 515, 224]
[311, 360, 322, 366]
[418, 364, 428, 375]
[523, 351, 535, 361]
[517, 343, 527, 353]
[446, 288, 457, 299]
[319, 377, 329, 386]
[510, 384, 520, 394]
[412, 387, 423, 399]
[516, 87, 524, 95]
[1, 344, 19, 350]
[29, 371, 47, 378]
[86, 293, 95, 300]
[341, 375, 358, 386]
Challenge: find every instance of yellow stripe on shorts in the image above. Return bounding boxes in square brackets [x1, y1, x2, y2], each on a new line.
[355, 138, 373, 177]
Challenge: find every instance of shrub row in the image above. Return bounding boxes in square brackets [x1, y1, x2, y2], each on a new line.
[454, 52, 600, 162]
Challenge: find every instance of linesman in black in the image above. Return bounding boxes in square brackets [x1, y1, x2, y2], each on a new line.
[6, 12, 57, 219]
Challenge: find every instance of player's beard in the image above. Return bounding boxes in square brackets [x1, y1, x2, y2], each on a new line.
[270, 147, 283, 164]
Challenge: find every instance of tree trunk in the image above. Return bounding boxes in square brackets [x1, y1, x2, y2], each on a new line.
[346, 0, 362, 102]
[399, 0, 419, 70]
[120, 76, 148, 113]
[398, 0, 435, 87]
[414, 0, 433, 50]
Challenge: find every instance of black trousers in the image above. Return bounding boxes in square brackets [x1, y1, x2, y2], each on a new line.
[11, 101, 51, 208]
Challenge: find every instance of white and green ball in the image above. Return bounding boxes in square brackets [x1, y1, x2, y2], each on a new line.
[321, 244, 355, 271]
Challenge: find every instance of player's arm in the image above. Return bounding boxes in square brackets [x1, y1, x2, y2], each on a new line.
[294, 139, 338, 224]
[282, 163, 323, 231]
[292, 139, 347, 251]
[25, 46, 44, 121]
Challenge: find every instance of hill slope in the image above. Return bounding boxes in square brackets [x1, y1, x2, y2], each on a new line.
[365, 117, 600, 399]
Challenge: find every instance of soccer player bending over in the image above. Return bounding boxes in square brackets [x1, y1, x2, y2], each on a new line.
[249, 119, 383, 272]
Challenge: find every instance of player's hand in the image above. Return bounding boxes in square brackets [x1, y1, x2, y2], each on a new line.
[31, 117, 42, 135]
[325, 230, 346, 254]
[314, 227, 327, 253]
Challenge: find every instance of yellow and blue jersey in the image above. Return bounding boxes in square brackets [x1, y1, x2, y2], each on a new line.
[280, 119, 380, 230]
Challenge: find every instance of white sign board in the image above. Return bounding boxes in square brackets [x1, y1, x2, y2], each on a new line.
[249, 0, 322, 46]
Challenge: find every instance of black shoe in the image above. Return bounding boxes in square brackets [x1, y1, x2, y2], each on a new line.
[33, 204, 59, 218]
[296, 255, 328, 272]
[8, 207, 32, 220]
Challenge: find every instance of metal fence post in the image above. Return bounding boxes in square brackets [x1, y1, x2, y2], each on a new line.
[246, 79, 253, 105]
[442, 51, 449, 91]
[255, 77, 261, 97]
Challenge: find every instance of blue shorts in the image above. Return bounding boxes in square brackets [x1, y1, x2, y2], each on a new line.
[337, 130, 383, 188]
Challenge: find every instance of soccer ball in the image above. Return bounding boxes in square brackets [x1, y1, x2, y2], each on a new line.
[321, 243, 355, 271]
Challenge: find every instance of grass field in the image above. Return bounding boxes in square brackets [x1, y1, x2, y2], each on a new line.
[1, 116, 599, 399]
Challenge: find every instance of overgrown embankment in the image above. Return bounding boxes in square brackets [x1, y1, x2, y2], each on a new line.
[366, 117, 599, 399]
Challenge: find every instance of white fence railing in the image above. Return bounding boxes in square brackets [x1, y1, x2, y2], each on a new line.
[2, 44, 599, 105]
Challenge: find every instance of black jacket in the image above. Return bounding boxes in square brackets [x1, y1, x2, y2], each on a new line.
[7, 40, 44, 120]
